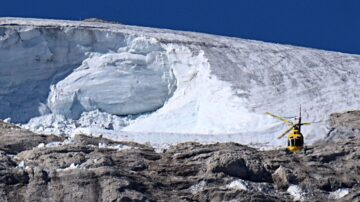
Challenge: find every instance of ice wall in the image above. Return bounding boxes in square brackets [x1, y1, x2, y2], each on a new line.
[0, 25, 176, 122]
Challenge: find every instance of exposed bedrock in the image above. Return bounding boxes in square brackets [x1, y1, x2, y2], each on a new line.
[0, 110, 359, 201]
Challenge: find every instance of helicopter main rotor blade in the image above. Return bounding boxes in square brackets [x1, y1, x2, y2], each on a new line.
[277, 126, 294, 139]
[301, 122, 311, 125]
[265, 112, 294, 126]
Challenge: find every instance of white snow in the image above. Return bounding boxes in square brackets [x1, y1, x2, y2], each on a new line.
[37, 138, 75, 148]
[188, 181, 207, 194]
[287, 185, 306, 201]
[57, 163, 80, 171]
[226, 180, 249, 191]
[3, 118, 11, 123]
[98, 142, 131, 151]
[16, 161, 25, 168]
[2, 18, 360, 150]
[226, 179, 273, 193]
[329, 188, 350, 199]
[123, 45, 275, 135]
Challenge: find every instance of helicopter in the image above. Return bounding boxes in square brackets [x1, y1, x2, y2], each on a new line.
[266, 106, 311, 153]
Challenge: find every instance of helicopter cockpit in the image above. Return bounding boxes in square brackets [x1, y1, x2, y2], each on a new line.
[288, 135, 304, 147]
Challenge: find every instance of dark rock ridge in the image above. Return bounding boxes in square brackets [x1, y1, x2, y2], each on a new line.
[0, 122, 63, 154]
[0, 111, 360, 201]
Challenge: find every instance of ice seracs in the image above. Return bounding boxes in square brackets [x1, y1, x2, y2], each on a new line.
[47, 45, 176, 119]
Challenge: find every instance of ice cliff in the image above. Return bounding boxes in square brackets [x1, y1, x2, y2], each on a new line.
[1, 18, 360, 148]
[0, 20, 176, 122]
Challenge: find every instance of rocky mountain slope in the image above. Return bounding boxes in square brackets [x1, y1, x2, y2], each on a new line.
[0, 110, 359, 201]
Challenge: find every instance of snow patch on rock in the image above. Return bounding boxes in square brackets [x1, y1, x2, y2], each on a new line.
[98, 142, 131, 151]
[188, 181, 207, 194]
[329, 188, 350, 199]
[287, 185, 306, 201]
[226, 179, 274, 193]
[57, 163, 81, 171]
[17, 161, 26, 169]
[226, 179, 248, 191]
[37, 138, 75, 148]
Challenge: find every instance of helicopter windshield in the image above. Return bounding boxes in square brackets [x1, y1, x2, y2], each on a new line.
[288, 138, 303, 147]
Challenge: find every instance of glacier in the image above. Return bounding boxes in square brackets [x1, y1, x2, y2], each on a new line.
[1, 17, 360, 149]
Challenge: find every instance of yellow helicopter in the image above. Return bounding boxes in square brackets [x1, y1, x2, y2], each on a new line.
[266, 106, 311, 153]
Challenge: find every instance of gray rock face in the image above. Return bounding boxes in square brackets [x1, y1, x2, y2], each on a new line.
[206, 147, 272, 182]
[0, 121, 63, 154]
[272, 166, 296, 190]
[329, 110, 360, 130]
[0, 110, 360, 201]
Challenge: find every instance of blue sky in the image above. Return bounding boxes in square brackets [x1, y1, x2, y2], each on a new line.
[1, 0, 359, 54]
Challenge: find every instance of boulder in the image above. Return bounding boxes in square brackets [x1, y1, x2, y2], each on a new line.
[272, 166, 296, 190]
